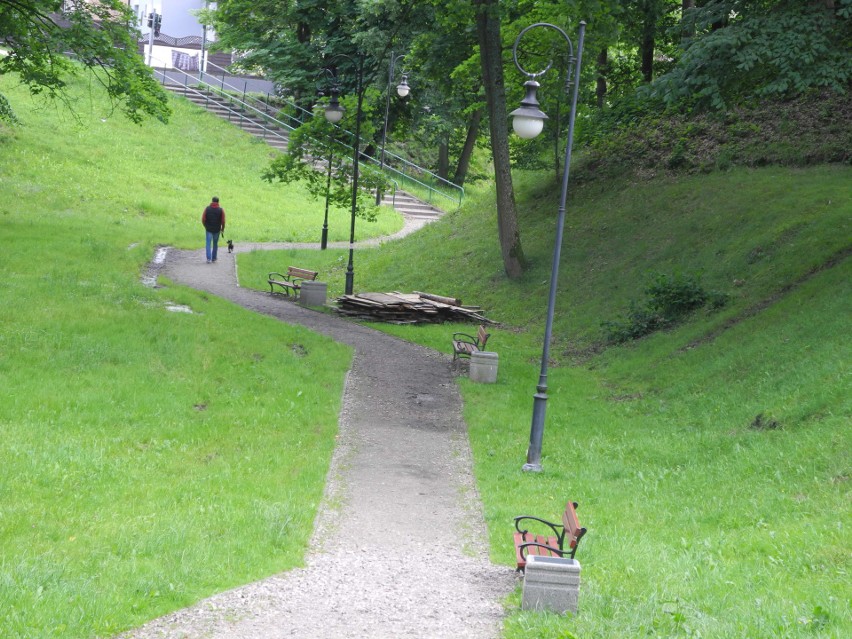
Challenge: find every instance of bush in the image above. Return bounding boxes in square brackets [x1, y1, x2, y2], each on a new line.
[645, 272, 709, 319]
[602, 271, 728, 344]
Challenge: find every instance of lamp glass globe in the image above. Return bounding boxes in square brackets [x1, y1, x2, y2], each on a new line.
[325, 107, 344, 124]
[512, 115, 545, 139]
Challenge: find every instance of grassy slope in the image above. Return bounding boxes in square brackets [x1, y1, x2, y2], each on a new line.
[240, 164, 851, 637]
[2, 68, 850, 638]
[0, 74, 404, 637]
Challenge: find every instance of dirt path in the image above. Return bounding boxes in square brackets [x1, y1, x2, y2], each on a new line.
[120, 246, 515, 638]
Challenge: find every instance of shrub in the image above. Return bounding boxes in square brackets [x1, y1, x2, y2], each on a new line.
[602, 271, 728, 344]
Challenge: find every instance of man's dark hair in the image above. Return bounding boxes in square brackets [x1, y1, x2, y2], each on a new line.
[212, 196, 219, 202]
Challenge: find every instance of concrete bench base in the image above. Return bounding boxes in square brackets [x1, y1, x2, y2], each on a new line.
[299, 280, 327, 306]
[469, 351, 498, 383]
[521, 555, 581, 614]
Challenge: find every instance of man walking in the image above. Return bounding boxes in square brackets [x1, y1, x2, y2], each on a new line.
[202, 196, 226, 263]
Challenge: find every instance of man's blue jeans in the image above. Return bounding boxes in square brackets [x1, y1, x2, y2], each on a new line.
[206, 231, 220, 262]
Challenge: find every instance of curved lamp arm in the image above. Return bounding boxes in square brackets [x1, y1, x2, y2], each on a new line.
[509, 22, 581, 140]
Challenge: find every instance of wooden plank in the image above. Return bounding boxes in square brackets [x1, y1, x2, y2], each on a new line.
[335, 290, 494, 325]
[414, 291, 462, 306]
[355, 292, 409, 305]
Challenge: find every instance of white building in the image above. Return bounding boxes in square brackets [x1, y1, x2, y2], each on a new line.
[132, 1, 225, 71]
[132, 1, 212, 39]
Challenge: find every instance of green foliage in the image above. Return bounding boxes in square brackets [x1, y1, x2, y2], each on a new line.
[578, 88, 852, 179]
[602, 271, 728, 344]
[0, 92, 18, 124]
[644, 271, 714, 318]
[262, 113, 390, 224]
[648, 0, 852, 111]
[211, 0, 421, 108]
[0, 0, 170, 124]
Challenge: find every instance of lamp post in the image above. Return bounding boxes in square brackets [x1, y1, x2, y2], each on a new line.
[317, 76, 343, 250]
[320, 144, 334, 250]
[510, 21, 586, 473]
[375, 52, 411, 205]
[323, 56, 365, 295]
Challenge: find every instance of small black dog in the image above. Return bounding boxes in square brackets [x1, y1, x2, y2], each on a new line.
[226, 238, 234, 253]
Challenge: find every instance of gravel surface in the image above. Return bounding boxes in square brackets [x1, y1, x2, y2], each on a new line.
[120, 244, 516, 638]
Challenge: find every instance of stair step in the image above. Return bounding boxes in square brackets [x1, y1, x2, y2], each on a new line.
[163, 83, 444, 223]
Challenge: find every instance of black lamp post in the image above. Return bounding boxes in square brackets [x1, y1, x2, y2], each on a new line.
[323, 57, 365, 296]
[375, 51, 411, 205]
[510, 21, 586, 473]
[320, 144, 333, 250]
[317, 77, 343, 251]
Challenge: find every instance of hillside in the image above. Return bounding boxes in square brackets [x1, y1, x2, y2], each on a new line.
[576, 88, 852, 180]
[1, 67, 850, 639]
[239, 128, 852, 638]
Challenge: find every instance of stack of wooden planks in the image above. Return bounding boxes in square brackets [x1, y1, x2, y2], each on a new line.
[335, 291, 493, 324]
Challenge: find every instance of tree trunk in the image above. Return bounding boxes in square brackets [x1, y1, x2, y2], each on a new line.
[640, 21, 655, 82]
[453, 107, 482, 186]
[681, 0, 695, 40]
[595, 48, 608, 108]
[437, 139, 450, 180]
[475, 0, 525, 278]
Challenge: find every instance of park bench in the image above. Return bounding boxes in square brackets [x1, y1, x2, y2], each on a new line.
[513, 500, 587, 571]
[268, 266, 319, 300]
[451, 324, 490, 361]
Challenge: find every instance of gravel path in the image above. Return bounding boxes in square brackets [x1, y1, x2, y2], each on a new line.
[120, 242, 516, 638]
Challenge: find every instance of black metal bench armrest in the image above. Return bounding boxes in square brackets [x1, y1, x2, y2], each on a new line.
[268, 272, 289, 281]
[452, 332, 478, 345]
[513, 514, 564, 539]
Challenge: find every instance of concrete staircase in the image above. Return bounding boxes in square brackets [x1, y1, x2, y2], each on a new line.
[166, 84, 291, 152]
[163, 83, 447, 222]
[385, 191, 444, 221]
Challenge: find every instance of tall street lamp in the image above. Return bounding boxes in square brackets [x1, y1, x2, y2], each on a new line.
[510, 21, 586, 473]
[321, 143, 334, 250]
[323, 56, 365, 295]
[317, 73, 342, 250]
[375, 51, 411, 205]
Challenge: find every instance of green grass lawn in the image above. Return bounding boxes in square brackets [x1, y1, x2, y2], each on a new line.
[2, 69, 850, 639]
[240, 167, 851, 638]
[0, 74, 362, 638]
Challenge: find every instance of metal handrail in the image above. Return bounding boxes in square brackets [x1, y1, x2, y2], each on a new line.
[152, 65, 292, 142]
[192, 60, 464, 209]
[150, 55, 460, 208]
[318, 119, 464, 209]
[151, 59, 401, 202]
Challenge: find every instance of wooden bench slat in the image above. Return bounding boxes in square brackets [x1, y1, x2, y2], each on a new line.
[513, 532, 561, 570]
[513, 500, 587, 571]
[268, 266, 318, 299]
[562, 501, 583, 549]
[451, 324, 491, 360]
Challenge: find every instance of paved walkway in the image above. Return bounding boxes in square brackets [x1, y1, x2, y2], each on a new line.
[121, 245, 515, 638]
